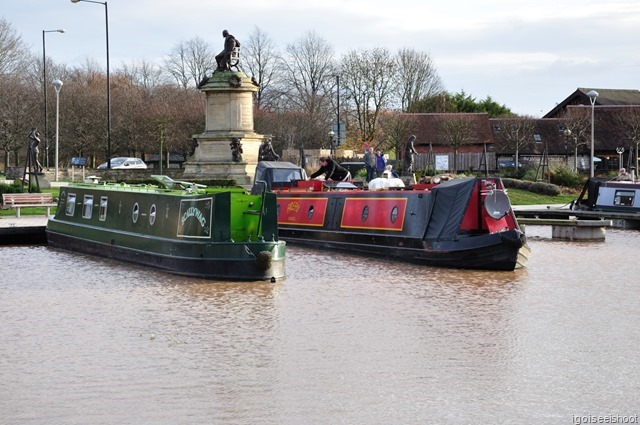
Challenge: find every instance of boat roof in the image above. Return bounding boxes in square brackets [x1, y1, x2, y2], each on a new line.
[255, 161, 304, 171]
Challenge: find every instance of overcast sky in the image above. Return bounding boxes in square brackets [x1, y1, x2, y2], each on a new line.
[4, 0, 639, 117]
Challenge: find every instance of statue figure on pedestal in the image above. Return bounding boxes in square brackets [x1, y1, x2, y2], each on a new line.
[230, 138, 243, 162]
[215, 30, 241, 72]
[28, 128, 44, 173]
[258, 138, 279, 161]
[403, 135, 418, 175]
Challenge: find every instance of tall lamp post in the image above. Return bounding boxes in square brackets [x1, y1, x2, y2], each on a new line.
[52, 79, 63, 182]
[616, 147, 625, 169]
[335, 75, 340, 149]
[71, 0, 111, 168]
[328, 130, 335, 157]
[43, 28, 65, 169]
[587, 90, 598, 178]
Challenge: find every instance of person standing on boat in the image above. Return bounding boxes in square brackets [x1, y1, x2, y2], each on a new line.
[375, 149, 387, 177]
[310, 157, 351, 181]
[363, 146, 376, 183]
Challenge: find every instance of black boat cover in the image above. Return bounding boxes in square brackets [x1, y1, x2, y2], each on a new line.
[424, 178, 476, 240]
[252, 161, 308, 192]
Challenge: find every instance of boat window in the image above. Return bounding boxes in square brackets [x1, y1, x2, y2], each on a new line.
[65, 193, 76, 216]
[361, 205, 369, 221]
[307, 205, 314, 220]
[132, 203, 140, 223]
[149, 204, 157, 225]
[273, 169, 303, 183]
[614, 190, 635, 206]
[390, 206, 399, 223]
[99, 197, 108, 221]
[82, 195, 93, 219]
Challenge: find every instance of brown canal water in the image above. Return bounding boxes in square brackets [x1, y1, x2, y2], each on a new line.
[1, 227, 639, 424]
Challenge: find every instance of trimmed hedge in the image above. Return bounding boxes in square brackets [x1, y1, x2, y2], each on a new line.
[502, 178, 561, 196]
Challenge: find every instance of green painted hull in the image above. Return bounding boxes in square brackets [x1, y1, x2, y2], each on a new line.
[46, 177, 285, 281]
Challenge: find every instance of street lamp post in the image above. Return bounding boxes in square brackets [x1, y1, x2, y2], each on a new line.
[563, 128, 571, 169]
[328, 130, 335, 157]
[335, 75, 340, 149]
[617, 147, 625, 169]
[52, 79, 63, 182]
[42, 28, 65, 169]
[71, 0, 111, 168]
[587, 90, 598, 178]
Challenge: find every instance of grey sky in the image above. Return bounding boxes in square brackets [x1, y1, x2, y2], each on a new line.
[4, 0, 639, 116]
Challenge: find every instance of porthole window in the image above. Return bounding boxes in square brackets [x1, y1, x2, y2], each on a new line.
[390, 206, 399, 223]
[361, 205, 369, 222]
[82, 195, 94, 219]
[149, 204, 157, 225]
[99, 197, 108, 221]
[307, 205, 315, 220]
[65, 193, 76, 216]
[132, 203, 140, 223]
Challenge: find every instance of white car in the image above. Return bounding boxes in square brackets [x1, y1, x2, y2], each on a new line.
[98, 157, 147, 170]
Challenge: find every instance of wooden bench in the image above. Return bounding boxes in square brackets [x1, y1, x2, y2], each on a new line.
[1, 193, 58, 217]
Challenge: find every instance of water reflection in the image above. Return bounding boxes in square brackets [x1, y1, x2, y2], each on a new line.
[1, 230, 639, 424]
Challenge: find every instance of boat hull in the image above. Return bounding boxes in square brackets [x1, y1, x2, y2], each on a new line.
[47, 228, 285, 280]
[274, 177, 528, 271]
[279, 227, 526, 271]
[46, 179, 286, 281]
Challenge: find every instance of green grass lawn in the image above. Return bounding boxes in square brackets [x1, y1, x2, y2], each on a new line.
[1, 182, 577, 217]
[506, 188, 577, 206]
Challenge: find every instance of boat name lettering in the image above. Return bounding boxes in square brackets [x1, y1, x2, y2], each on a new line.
[181, 207, 207, 228]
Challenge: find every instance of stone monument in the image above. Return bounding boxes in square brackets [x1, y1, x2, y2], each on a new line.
[182, 31, 264, 185]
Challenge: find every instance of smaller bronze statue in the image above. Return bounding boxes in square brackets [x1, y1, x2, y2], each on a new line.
[215, 30, 241, 72]
[230, 137, 243, 162]
[403, 135, 418, 175]
[28, 127, 44, 173]
[258, 138, 279, 162]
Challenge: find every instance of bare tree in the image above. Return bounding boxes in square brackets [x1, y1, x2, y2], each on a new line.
[242, 26, 281, 111]
[613, 108, 640, 166]
[280, 31, 334, 113]
[277, 31, 335, 148]
[395, 48, 444, 112]
[437, 115, 477, 172]
[164, 37, 216, 88]
[560, 108, 590, 171]
[492, 117, 537, 169]
[0, 74, 39, 166]
[120, 60, 167, 93]
[341, 47, 396, 143]
[377, 112, 419, 156]
[0, 18, 29, 75]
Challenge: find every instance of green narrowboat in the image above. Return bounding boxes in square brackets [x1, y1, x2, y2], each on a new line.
[46, 175, 285, 281]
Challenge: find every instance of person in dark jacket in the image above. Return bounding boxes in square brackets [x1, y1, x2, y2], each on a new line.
[310, 157, 351, 181]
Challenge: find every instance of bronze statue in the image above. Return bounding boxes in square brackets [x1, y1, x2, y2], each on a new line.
[230, 137, 243, 162]
[258, 138, 279, 162]
[28, 128, 44, 172]
[215, 30, 240, 72]
[403, 135, 418, 175]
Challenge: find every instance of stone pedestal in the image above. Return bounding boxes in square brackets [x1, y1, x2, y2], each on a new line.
[183, 71, 265, 185]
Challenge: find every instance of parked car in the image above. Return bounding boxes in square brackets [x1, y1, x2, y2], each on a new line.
[97, 157, 147, 170]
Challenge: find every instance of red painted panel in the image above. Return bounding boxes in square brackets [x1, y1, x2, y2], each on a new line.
[340, 197, 406, 231]
[278, 197, 328, 227]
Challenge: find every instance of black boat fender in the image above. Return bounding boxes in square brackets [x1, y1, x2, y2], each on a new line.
[500, 231, 525, 249]
[256, 251, 273, 271]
